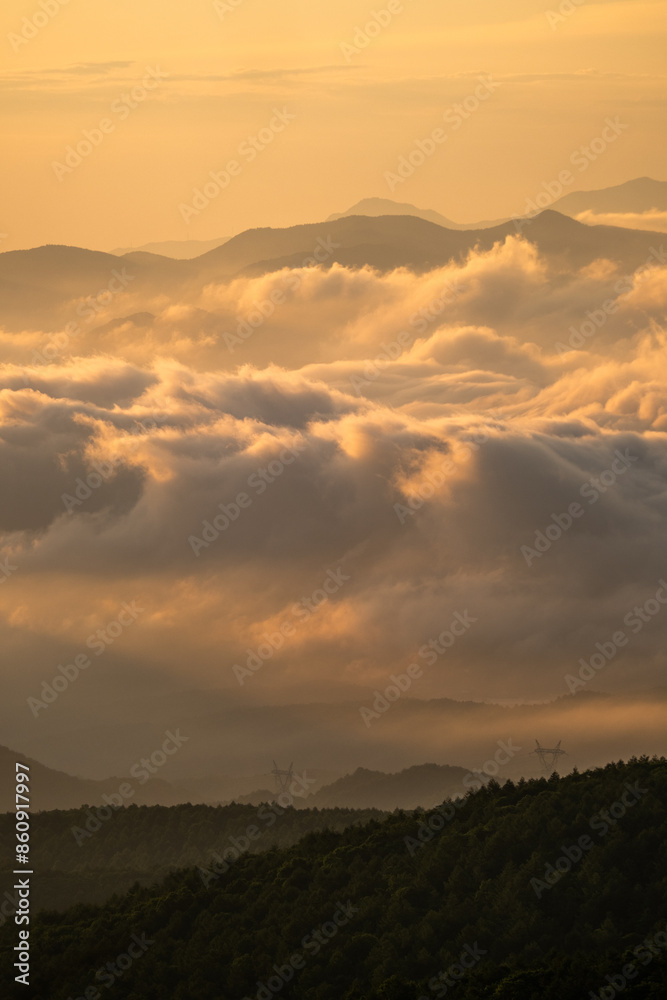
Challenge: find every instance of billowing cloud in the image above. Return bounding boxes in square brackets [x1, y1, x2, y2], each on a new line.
[1, 237, 666, 775]
[575, 209, 667, 233]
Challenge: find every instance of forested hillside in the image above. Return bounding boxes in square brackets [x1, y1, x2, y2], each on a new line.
[0, 803, 386, 913]
[4, 757, 667, 999]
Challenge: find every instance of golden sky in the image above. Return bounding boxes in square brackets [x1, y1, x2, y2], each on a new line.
[1, 0, 666, 250]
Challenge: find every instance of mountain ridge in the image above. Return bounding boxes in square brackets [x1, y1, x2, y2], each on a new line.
[9, 756, 667, 1000]
[1, 210, 665, 333]
[0, 744, 184, 812]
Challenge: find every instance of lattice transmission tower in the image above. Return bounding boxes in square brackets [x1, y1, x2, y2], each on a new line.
[271, 760, 294, 795]
[531, 740, 567, 773]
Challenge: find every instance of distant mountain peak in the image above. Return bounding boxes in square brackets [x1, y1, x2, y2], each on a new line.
[327, 198, 459, 229]
[553, 176, 667, 216]
[327, 178, 667, 235]
[111, 235, 231, 260]
[327, 198, 509, 231]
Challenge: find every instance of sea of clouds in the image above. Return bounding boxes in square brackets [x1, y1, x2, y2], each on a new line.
[1, 235, 666, 724]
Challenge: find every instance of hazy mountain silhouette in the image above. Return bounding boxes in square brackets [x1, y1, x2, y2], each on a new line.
[197, 210, 666, 279]
[0, 745, 184, 812]
[1, 742, 345, 812]
[0, 244, 194, 330]
[20, 689, 667, 791]
[328, 179, 667, 231]
[2, 211, 665, 331]
[326, 196, 507, 230]
[296, 763, 472, 810]
[0, 245, 139, 318]
[195, 213, 493, 276]
[184, 769, 340, 805]
[111, 235, 231, 258]
[553, 175, 667, 216]
[231, 764, 471, 810]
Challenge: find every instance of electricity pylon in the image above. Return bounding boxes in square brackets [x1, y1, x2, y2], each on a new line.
[271, 760, 294, 795]
[532, 740, 567, 773]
